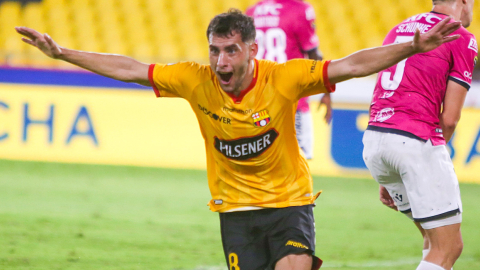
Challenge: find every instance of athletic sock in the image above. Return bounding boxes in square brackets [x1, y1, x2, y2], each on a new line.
[416, 261, 445, 270]
[422, 251, 453, 270]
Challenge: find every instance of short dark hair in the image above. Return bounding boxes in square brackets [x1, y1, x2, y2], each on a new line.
[206, 8, 256, 43]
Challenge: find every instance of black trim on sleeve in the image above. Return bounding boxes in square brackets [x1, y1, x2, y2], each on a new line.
[400, 208, 412, 214]
[413, 208, 461, 223]
[448, 76, 471, 91]
[367, 125, 427, 142]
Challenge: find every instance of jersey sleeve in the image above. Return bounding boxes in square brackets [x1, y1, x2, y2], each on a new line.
[272, 59, 335, 101]
[295, 4, 320, 52]
[148, 62, 210, 99]
[448, 34, 478, 90]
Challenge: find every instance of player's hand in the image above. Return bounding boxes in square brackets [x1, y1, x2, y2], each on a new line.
[15, 26, 63, 59]
[316, 93, 332, 124]
[379, 185, 398, 211]
[412, 17, 461, 53]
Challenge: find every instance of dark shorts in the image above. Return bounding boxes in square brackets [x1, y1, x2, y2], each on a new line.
[219, 205, 322, 270]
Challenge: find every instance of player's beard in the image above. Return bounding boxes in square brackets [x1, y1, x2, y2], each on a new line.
[233, 62, 248, 92]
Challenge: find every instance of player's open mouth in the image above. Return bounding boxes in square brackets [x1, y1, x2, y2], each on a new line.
[218, 72, 233, 84]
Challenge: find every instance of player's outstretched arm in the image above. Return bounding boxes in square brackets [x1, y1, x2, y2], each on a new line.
[15, 27, 150, 86]
[327, 17, 461, 85]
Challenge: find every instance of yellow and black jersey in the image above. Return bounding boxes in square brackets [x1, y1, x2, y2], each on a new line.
[148, 59, 335, 212]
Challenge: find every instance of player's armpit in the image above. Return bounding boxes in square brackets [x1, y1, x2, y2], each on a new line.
[306, 48, 323, 61]
[440, 80, 468, 143]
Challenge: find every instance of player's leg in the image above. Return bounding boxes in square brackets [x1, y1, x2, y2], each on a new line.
[420, 222, 463, 270]
[264, 205, 322, 270]
[365, 131, 463, 269]
[398, 140, 463, 270]
[275, 253, 312, 270]
[414, 222, 431, 259]
[219, 211, 269, 270]
[364, 131, 443, 266]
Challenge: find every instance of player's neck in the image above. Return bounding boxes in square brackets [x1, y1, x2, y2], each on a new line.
[232, 59, 255, 97]
[432, 3, 462, 21]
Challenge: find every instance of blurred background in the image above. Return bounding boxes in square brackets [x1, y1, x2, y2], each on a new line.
[0, 0, 480, 68]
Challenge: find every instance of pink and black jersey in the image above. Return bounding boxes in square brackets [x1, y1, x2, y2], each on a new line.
[368, 12, 477, 145]
[246, 0, 320, 112]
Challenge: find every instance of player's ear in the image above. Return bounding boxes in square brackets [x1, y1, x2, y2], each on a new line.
[250, 42, 258, 60]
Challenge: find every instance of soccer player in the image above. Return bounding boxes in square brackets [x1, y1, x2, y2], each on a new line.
[362, 1, 476, 270]
[246, 0, 332, 160]
[15, 9, 460, 270]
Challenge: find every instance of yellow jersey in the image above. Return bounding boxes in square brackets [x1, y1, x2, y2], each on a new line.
[149, 59, 335, 212]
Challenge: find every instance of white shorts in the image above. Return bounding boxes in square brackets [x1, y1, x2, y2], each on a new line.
[295, 110, 314, 159]
[362, 130, 462, 228]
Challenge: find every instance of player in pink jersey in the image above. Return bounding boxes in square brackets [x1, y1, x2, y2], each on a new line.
[246, 0, 332, 160]
[363, 1, 476, 270]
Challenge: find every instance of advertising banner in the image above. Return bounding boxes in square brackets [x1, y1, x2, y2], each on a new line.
[0, 82, 479, 183]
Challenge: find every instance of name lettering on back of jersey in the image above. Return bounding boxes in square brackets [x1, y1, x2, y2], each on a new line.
[198, 104, 232, 125]
[252, 110, 271, 127]
[396, 22, 432, 34]
[468, 38, 478, 53]
[254, 16, 280, 28]
[214, 129, 279, 160]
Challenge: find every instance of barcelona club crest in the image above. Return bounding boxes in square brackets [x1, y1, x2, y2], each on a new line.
[252, 110, 271, 127]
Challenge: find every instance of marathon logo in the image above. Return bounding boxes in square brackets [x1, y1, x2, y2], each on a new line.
[223, 107, 253, 115]
[214, 129, 278, 160]
[285, 240, 309, 250]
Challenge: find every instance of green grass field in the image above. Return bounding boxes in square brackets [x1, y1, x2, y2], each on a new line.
[0, 160, 479, 270]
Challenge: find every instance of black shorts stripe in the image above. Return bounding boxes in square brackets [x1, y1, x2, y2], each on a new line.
[367, 125, 427, 142]
[413, 208, 461, 223]
[448, 76, 471, 90]
[400, 208, 412, 214]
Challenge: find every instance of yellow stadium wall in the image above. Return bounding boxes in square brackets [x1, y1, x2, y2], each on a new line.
[1, 83, 480, 183]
